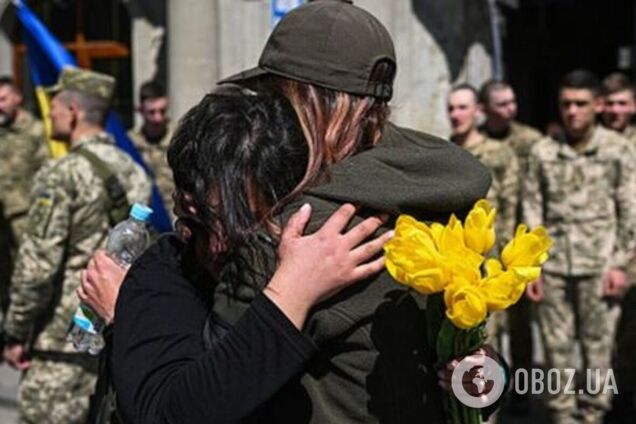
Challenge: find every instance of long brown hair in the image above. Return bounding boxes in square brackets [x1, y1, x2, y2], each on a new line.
[251, 76, 391, 201]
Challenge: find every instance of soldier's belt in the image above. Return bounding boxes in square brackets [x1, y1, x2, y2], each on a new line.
[30, 349, 99, 371]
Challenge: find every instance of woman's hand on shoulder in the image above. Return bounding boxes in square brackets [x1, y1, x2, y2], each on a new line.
[264, 203, 393, 329]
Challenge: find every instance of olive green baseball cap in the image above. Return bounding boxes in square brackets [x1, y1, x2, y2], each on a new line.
[220, 0, 396, 100]
[47, 67, 116, 103]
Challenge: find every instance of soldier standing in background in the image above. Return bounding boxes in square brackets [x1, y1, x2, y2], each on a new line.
[128, 80, 175, 219]
[479, 80, 543, 174]
[478, 79, 543, 414]
[0, 76, 47, 340]
[448, 84, 519, 245]
[523, 70, 636, 424]
[600, 72, 636, 145]
[447, 84, 519, 379]
[600, 72, 636, 423]
[1, 68, 151, 424]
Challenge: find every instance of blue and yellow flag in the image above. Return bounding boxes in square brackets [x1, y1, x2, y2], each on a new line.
[13, 0, 173, 233]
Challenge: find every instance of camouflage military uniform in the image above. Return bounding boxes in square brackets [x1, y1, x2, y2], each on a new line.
[464, 137, 519, 350]
[3, 133, 151, 424]
[614, 123, 636, 413]
[0, 110, 47, 237]
[465, 137, 519, 247]
[619, 125, 636, 146]
[481, 120, 542, 387]
[128, 124, 175, 220]
[486, 121, 542, 173]
[480, 120, 542, 220]
[523, 126, 636, 424]
[0, 111, 47, 332]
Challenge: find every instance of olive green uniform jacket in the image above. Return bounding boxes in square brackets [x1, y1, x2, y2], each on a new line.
[213, 123, 491, 423]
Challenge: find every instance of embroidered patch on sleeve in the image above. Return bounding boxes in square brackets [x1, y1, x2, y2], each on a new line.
[29, 192, 54, 238]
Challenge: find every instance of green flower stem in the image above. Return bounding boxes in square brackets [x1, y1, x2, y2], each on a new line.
[434, 315, 486, 424]
[443, 393, 460, 423]
[465, 401, 474, 424]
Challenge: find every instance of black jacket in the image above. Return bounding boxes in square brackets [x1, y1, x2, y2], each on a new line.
[111, 235, 317, 424]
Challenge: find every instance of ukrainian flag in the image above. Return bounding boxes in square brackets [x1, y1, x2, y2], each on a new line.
[13, 0, 173, 233]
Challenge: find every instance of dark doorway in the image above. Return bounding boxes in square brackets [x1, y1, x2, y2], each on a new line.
[502, 0, 634, 133]
[13, 0, 133, 126]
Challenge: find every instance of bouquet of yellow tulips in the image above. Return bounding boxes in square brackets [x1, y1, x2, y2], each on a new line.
[383, 199, 552, 424]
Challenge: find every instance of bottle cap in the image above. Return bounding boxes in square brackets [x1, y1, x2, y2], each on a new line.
[130, 203, 153, 222]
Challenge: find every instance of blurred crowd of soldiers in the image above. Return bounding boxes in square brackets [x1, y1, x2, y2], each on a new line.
[0, 66, 635, 424]
[0, 69, 171, 423]
[447, 70, 636, 424]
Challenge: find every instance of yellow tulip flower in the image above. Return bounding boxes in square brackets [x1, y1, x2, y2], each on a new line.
[384, 216, 448, 294]
[502, 224, 552, 269]
[433, 215, 484, 277]
[394, 215, 432, 239]
[478, 259, 525, 311]
[444, 282, 488, 329]
[385, 201, 552, 327]
[385, 214, 485, 295]
[464, 199, 496, 254]
[511, 266, 542, 283]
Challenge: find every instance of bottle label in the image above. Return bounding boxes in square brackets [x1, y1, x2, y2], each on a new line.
[72, 306, 99, 334]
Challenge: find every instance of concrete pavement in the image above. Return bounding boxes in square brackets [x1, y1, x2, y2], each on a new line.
[0, 364, 18, 423]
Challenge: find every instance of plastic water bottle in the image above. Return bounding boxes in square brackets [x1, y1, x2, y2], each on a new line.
[68, 203, 153, 355]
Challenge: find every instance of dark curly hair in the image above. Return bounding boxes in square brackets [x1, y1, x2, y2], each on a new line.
[167, 86, 308, 279]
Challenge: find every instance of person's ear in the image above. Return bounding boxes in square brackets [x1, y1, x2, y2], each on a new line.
[68, 101, 81, 128]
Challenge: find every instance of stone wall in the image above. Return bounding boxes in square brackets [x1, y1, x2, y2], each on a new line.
[0, 0, 13, 77]
[134, 0, 494, 136]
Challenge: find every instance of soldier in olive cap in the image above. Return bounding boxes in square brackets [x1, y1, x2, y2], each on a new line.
[2, 67, 151, 424]
[195, 1, 498, 423]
